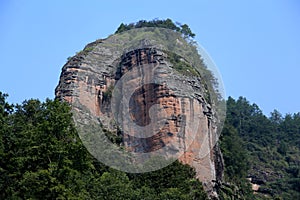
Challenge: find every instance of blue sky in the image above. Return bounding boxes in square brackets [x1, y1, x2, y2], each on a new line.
[0, 0, 299, 115]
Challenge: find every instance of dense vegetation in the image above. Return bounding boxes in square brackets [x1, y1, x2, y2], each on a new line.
[220, 97, 300, 199]
[0, 92, 208, 199]
[0, 91, 299, 199]
[165, 50, 200, 77]
[115, 18, 196, 39]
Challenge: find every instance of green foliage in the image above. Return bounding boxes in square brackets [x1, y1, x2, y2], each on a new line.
[115, 18, 196, 39]
[180, 24, 196, 38]
[220, 123, 250, 181]
[102, 85, 114, 102]
[218, 181, 253, 200]
[278, 141, 287, 156]
[166, 50, 200, 77]
[76, 45, 95, 56]
[102, 125, 122, 145]
[219, 122, 254, 199]
[0, 92, 13, 118]
[2, 93, 298, 199]
[0, 98, 98, 199]
[0, 92, 208, 199]
[129, 160, 208, 199]
[222, 96, 300, 199]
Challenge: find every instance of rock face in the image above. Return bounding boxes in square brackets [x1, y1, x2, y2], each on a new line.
[55, 30, 224, 199]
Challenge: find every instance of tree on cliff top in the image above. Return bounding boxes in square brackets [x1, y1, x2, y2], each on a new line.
[115, 18, 196, 39]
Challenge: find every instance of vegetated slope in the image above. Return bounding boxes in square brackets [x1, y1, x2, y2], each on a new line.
[220, 96, 300, 200]
[1, 91, 298, 199]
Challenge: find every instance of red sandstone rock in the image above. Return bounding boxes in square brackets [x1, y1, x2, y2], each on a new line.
[55, 29, 224, 199]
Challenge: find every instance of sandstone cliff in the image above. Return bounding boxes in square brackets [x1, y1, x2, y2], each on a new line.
[55, 27, 224, 199]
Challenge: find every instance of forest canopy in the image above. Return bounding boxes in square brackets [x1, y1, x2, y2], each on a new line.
[115, 18, 196, 39]
[1, 91, 299, 199]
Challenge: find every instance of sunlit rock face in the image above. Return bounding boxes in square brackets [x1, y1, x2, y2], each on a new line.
[55, 32, 224, 199]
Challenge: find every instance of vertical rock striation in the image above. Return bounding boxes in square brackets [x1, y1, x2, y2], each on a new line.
[55, 31, 224, 199]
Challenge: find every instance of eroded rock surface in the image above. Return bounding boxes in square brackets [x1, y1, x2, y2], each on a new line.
[55, 32, 224, 199]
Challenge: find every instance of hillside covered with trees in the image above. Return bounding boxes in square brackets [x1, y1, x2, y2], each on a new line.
[220, 97, 300, 199]
[1, 91, 299, 199]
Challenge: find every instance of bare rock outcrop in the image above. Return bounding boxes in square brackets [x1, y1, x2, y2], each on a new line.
[55, 28, 224, 199]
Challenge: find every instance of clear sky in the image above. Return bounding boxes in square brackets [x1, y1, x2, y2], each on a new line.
[0, 0, 299, 115]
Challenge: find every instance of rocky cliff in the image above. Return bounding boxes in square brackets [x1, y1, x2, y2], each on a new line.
[55, 27, 224, 199]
